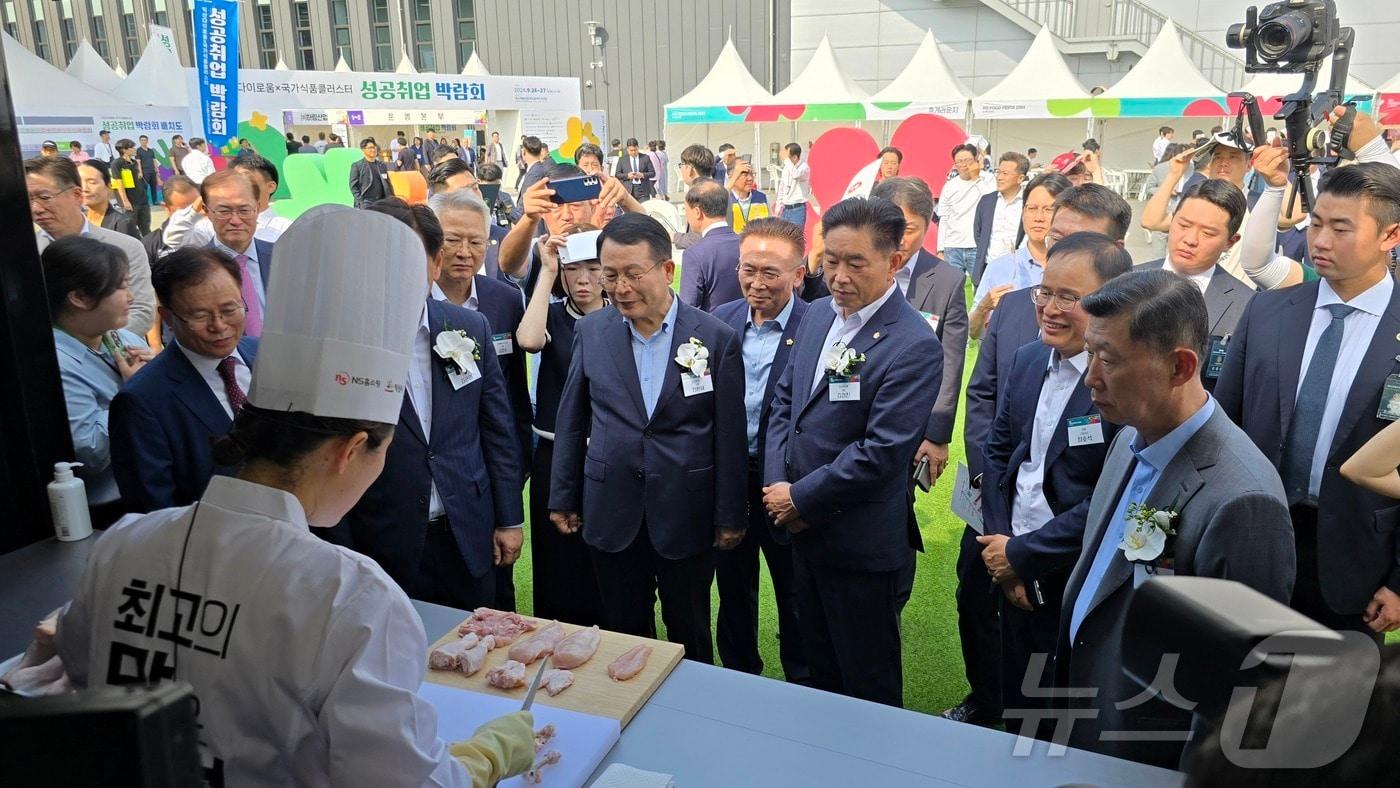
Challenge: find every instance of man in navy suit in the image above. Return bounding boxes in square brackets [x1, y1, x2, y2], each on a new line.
[974, 232, 1131, 722]
[342, 201, 524, 610]
[614, 138, 656, 202]
[426, 158, 513, 291]
[971, 152, 1029, 287]
[679, 179, 743, 312]
[111, 247, 258, 511]
[713, 217, 811, 682]
[1217, 163, 1400, 641]
[762, 197, 943, 707]
[202, 170, 275, 339]
[551, 213, 748, 662]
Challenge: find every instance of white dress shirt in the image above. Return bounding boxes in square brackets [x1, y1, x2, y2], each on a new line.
[936, 171, 996, 250]
[182, 147, 216, 184]
[176, 341, 252, 420]
[777, 159, 811, 206]
[1162, 258, 1216, 295]
[214, 237, 267, 310]
[1010, 350, 1089, 536]
[987, 192, 1024, 262]
[1298, 275, 1394, 500]
[1152, 136, 1171, 164]
[895, 250, 921, 297]
[810, 282, 900, 394]
[256, 207, 293, 243]
[93, 141, 115, 163]
[408, 303, 446, 519]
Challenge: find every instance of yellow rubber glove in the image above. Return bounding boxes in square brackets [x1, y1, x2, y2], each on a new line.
[449, 710, 536, 785]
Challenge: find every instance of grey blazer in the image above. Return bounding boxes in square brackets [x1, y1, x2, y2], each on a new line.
[1055, 404, 1295, 769]
[1136, 259, 1255, 337]
[904, 250, 969, 444]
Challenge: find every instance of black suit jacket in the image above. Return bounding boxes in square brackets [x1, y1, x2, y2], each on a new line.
[468, 275, 533, 475]
[963, 288, 1040, 480]
[344, 300, 523, 581]
[903, 251, 969, 444]
[1215, 279, 1400, 613]
[713, 296, 809, 472]
[100, 207, 140, 239]
[679, 224, 743, 312]
[349, 158, 390, 207]
[1137, 260, 1255, 392]
[614, 153, 656, 201]
[981, 342, 1117, 586]
[970, 192, 1000, 286]
[110, 338, 259, 511]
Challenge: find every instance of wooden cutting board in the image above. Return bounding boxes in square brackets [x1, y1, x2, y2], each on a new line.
[423, 614, 683, 728]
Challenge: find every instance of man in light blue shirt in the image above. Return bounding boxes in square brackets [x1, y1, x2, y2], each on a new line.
[740, 296, 794, 453]
[625, 290, 678, 418]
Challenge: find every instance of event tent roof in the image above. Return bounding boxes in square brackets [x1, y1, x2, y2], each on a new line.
[461, 51, 490, 77]
[65, 40, 123, 94]
[870, 30, 970, 103]
[115, 29, 191, 105]
[973, 26, 1090, 116]
[1239, 57, 1374, 100]
[394, 53, 418, 74]
[1101, 20, 1221, 98]
[273, 57, 290, 71]
[665, 37, 772, 109]
[1, 32, 135, 113]
[773, 35, 868, 104]
[334, 55, 352, 73]
[1381, 70, 1400, 94]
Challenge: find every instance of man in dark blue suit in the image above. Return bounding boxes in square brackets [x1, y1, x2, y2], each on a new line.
[342, 201, 524, 610]
[974, 232, 1130, 722]
[762, 197, 943, 707]
[111, 247, 258, 511]
[713, 217, 811, 682]
[202, 170, 275, 340]
[614, 138, 656, 202]
[678, 179, 743, 312]
[1216, 163, 1400, 640]
[425, 158, 515, 294]
[551, 213, 748, 663]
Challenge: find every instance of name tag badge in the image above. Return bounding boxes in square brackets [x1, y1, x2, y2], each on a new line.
[447, 360, 481, 391]
[492, 332, 514, 355]
[1378, 374, 1400, 422]
[1066, 415, 1105, 446]
[682, 371, 714, 397]
[1205, 334, 1230, 379]
[828, 375, 861, 402]
[920, 311, 941, 334]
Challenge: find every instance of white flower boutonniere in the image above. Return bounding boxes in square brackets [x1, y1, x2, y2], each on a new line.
[434, 329, 480, 376]
[675, 336, 710, 377]
[823, 341, 866, 378]
[1120, 502, 1179, 566]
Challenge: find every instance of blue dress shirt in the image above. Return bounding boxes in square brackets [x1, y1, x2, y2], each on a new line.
[741, 296, 795, 456]
[625, 294, 679, 418]
[52, 327, 148, 506]
[973, 245, 1043, 307]
[1068, 397, 1216, 640]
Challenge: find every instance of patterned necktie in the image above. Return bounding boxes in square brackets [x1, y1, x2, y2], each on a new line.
[1281, 303, 1356, 505]
[235, 254, 264, 338]
[216, 356, 247, 415]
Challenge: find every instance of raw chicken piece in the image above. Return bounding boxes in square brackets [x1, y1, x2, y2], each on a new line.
[508, 621, 566, 664]
[428, 633, 479, 670]
[459, 635, 495, 677]
[550, 625, 601, 669]
[533, 723, 556, 752]
[458, 608, 537, 646]
[540, 669, 575, 697]
[525, 751, 561, 784]
[608, 644, 653, 681]
[486, 659, 528, 689]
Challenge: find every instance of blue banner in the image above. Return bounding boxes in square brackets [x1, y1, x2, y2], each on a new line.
[194, 0, 239, 152]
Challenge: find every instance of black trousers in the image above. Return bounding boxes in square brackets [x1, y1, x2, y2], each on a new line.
[529, 439, 603, 626]
[793, 548, 904, 708]
[416, 517, 497, 611]
[954, 525, 1003, 712]
[590, 525, 715, 663]
[715, 464, 808, 681]
[1000, 580, 1064, 736]
[143, 174, 159, 206]
[1290, 505, 1384, 643]
[131, 203, 151, 237]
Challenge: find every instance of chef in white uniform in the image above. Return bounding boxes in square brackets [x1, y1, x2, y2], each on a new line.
[56, 208, 536, 786]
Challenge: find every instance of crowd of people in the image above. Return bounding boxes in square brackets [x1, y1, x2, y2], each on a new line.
[20, 102, 1400, 782]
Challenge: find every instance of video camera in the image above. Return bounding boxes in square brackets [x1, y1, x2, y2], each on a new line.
[1225, 0, 1356, 212]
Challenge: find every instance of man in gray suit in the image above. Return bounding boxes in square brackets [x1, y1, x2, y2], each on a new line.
[1056, 269, 1295, 768]
[1134, 179, 1254, 393]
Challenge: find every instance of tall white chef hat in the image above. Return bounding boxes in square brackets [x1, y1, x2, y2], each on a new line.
[247, 209, 428, 424]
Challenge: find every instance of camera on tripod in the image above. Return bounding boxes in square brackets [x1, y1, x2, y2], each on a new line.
[1225, 0, 1356, 213]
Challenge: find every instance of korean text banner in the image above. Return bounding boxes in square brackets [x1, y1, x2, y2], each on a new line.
[195, 0, 239, 149]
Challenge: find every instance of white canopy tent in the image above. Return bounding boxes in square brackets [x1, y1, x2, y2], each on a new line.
[1101, 20, 1222, 101]
[394, 53, 418, 75]
[461, 51, 491, 77]
[333, 55, 353, 73]
[870, 30, 970, 120]
[973, 27, 1091, 119]
[115, 28, 191, 106]
[273, 57, 291, 72]
[65, 40, 123, 94]
[662, 37, 775, 174]
[1379, 70, 1400, 127]
[773, 35, 870, 106]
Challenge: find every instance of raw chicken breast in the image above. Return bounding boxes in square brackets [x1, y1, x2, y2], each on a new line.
[458, 608, 537, 646]
[550, 625, 601, 669]
[459, 635, 495, 677]
[508, 621, 566, 664]
[428, 633, 479, 670]
[608, 644, 653, 681]
[540, 669, 575, 697]
[486, 659, 529, 689]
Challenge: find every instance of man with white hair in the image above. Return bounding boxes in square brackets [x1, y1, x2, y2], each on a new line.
[429, 189, 534, 612]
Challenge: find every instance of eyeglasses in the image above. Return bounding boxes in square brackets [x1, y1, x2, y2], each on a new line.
[209, 207, 256, 220]
[169, 302, 248, 329]
[1030, 286, 1083, 310]
[737, 264, 796, 283]
[600, 261, 664, 288]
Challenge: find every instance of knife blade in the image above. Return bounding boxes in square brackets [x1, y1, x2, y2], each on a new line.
[521, 657, 549, 711]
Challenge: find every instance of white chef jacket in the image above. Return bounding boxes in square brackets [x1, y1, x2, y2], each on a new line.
[56, 476, 472, 787]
